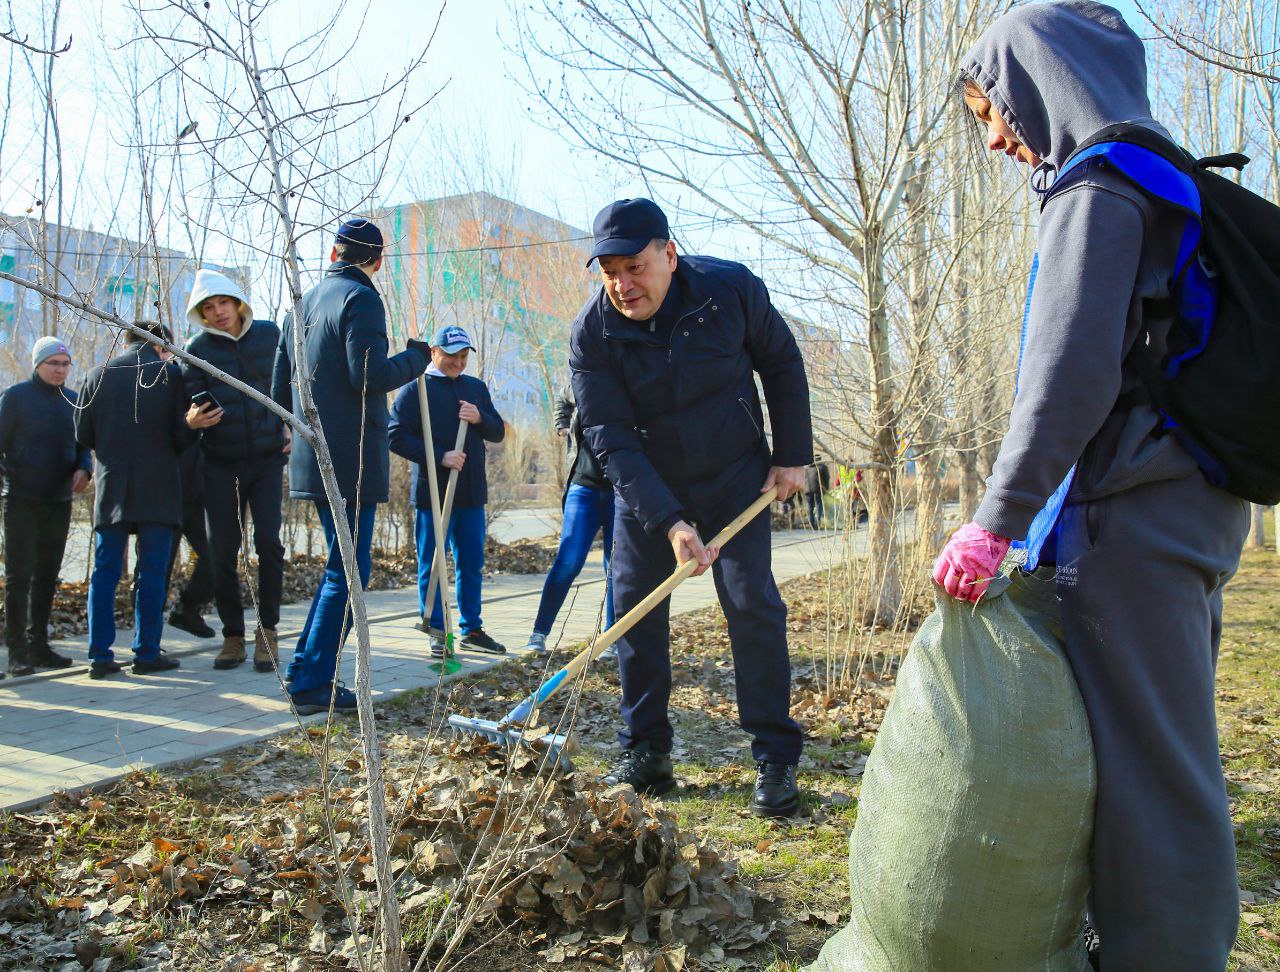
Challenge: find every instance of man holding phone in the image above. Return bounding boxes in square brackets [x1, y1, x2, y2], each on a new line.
[183, 269, 291, 674]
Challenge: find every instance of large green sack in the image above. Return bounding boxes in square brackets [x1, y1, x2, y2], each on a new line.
[807, 574, 1095, 972]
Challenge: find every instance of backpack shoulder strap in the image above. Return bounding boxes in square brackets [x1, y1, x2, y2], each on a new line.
[1052, 124, 1201, 219]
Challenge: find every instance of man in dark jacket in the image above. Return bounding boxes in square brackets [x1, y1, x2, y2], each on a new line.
[75, 323, 218, 679]
[570, 198, 812, 817]
[0, 336, 91, 675]
[389, 324, 506, 656]
[271, 218, 430, 714]
[804, 458, 832, 529]
[183, 268, 290, 673]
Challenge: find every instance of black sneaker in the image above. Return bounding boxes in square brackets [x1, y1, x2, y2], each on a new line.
[29, 647, 73, 669]
[7, 660, 35, 677]
[89, 660, 124, 680]
[750, 761, 800, 818]
[132, 652, 181, 675]
[461, 629, 506, 654]
[601, 744, 678, 796]
[168, 607, 215, 639]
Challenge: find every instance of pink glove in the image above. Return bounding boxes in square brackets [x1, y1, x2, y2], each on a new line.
[932, 522, 1012, 603]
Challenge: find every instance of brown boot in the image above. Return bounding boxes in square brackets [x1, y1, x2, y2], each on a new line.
[213, 635, 246, 670]
[253, 628, 279, 673]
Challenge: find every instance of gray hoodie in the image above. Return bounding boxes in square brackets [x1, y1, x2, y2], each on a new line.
[964, 0, 1199, 541]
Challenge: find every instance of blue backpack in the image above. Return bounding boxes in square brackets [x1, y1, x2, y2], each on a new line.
[1047, 123, 1280, 506]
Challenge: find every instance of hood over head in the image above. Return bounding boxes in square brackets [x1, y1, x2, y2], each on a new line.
[186, 268, 253, 338]
[961, 1, 1159, 176]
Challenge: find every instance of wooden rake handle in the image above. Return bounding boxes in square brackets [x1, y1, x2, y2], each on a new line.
[500, 485, 780, 728]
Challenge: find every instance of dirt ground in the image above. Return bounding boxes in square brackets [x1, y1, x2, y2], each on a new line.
[1, 551, 1277, 971]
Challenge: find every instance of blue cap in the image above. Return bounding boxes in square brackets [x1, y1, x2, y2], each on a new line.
[431, 324, 474, 354]
[586, 198, 670, 266]
[334, 218, 383, 264]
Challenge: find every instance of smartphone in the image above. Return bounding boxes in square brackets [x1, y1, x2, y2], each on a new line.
[190, 390, 223, 412]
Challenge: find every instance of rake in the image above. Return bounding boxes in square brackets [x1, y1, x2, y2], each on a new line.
[447, 486, 779, 768]
[416, 375, 469, 673]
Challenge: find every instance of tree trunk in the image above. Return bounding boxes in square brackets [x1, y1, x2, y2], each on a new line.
[1250, 503, 1267, 548]
[864, 238, 902, 622]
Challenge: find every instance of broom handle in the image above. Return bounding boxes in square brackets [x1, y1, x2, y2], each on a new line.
[500, 486, 779, 728]
[416, 376, 453, 638]
[424, 419, 469, 618]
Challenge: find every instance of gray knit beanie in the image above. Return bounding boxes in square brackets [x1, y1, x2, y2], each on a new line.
[32, 335, 71, 368]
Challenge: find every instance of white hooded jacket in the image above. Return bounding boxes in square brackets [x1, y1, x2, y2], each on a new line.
[185, 268, 254, 340]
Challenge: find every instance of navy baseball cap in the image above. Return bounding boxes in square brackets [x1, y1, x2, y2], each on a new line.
[334, 218, 384, 264]
[586, 198, 670, 266]
[431, 324, 474, 353]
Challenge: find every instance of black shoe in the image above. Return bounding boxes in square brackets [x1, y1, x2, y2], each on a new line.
[29, 647, 73, 669]
[601, 744, 678, 796]
[750, 761, 800, 818]
[461, 629, 506, 654]
[168, 608, 215, 639]
[89, 660, 124, 680]
[132, 652, 181, 675]
[7, 661, 35, 677]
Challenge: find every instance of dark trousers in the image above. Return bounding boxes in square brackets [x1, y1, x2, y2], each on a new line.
[89, 522, 173, 662]
[415, 505, 486, 633]
[805, 491, 824, 529]
[533, 484, 615, 635]
[202, 456, 285, 636]
[1055, 473, 1248, 970]
[611, 489, 803, 764]
[286, 501, 375, 694]
[3, 494, 72, 661]
[165, 498, 215, 613]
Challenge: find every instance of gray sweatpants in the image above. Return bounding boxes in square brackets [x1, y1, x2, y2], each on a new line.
[1055, 473, 1249, 971]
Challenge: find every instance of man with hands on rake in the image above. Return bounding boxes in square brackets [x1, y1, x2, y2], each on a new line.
[569, 197, 812, 818]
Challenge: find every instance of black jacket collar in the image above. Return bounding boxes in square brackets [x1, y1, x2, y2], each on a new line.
[599, 261, 713, 344]
[326, 261, 375, 290]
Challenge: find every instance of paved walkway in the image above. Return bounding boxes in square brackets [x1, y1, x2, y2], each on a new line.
[0, 529, 846, 811]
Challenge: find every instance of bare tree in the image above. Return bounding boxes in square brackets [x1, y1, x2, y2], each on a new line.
[514, 0, 1014, 620]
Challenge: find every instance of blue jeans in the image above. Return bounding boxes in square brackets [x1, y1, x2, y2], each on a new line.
[533, 484, 614, 635]
[88, 523, 173, 663]
[415, 505, 485, 633]
[287, 501, 376, 695]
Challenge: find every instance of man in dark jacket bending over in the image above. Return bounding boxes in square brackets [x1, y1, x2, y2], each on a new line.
[570, 198, 812, 817]
[272, 218, 429, 714]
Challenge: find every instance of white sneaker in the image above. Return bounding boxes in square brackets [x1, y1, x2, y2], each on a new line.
[599, 644, 618, 660]
[525, 632, 547, 654]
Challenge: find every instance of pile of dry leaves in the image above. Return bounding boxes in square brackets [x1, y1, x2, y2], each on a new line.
[0, 734, 773, 971]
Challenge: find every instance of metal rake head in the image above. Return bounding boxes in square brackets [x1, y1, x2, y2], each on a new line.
[446, 714, 574, 771]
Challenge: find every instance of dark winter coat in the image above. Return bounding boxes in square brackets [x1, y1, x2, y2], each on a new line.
[569, 254, 813, 533]
[182, 320, 289, 464]
[74, 344, 196, 527]
[388, 372, 505, 510]
[0, 373, 92, 502]
[553, 383, 608, 492]
[804, 462, 832, 495]
[271, 262, 429, 504]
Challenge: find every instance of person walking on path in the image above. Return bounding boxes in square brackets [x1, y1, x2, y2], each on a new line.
[0, 336, 91, 676]
[937, 4, 1251, 967]
[518, 382, 615, 655]
[183, 269, 290, 673]
[272, 218, 430, 714]
[157, 441, 217, 641]
[75, 323, 222, 679]
[570, 197, 813, 818]
[388, 324, 507, 656]
[803, 458, 831, 530]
